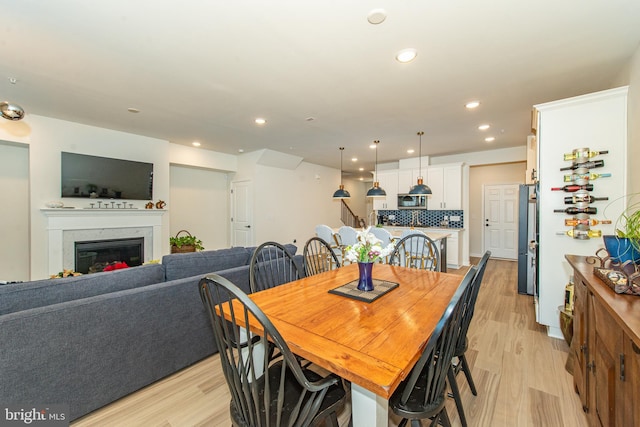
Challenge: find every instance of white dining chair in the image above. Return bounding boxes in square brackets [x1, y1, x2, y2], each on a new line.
[337, 226, 359, 264]
[314, 224, 342, 261]
[370, 227, 395, 263]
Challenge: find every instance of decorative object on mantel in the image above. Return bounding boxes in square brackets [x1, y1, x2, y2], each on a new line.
[170, 230, 204, 253]
[50, 269, 82, 278]
[145, 202, 154, 209]
[45, 201, 64, 208]
[155, 200, 166, 209]
[344, 227, 393, 291]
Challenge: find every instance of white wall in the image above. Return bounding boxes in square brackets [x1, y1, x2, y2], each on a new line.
[231, 150, 341, 250]
[627, 43, 640, 195]
[253, 162, 341, 249]
[169, 165, 230, 250]
[0, 142, 30, 281]
[468, 162, 526, 256]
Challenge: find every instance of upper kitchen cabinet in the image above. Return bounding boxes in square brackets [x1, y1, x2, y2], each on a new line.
[397, 156, 429, 195]
[372, 170, 398, 210]
[426, 163, 463, 210]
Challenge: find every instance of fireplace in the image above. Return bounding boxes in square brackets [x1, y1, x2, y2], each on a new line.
[41, 208, 166, 276]
[75, 237, 144, 273]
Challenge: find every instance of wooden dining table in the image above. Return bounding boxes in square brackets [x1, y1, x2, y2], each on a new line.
[236, 263, 464, 426]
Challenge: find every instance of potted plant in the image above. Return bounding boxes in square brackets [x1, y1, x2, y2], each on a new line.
[603, 195, 640, 264]
[170, 230, 204, 253]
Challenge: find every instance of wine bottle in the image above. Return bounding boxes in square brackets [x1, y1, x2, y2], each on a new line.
[563, 150, 609, 161]
[551, 184, 594, 192]
[556, 229, 603, 239]
[563, 172, 612, 182]
[564, 218, 612, 226]
[559, 160, 604, 171]
[554, 207, 597, 214]
[564, 195, 609, 204]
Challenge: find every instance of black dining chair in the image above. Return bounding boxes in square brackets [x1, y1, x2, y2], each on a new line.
[389, 266, 477, 427]
[249, 241, 303, 293]
[447, 251, 491, 427]
[303, 236, 341, 276]
[199, 274, 346, 427]
[388, 232, 440, 271]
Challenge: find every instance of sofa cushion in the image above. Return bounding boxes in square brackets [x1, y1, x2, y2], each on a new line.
[162, 247, 252, 281]
[0, 263, 165, 316]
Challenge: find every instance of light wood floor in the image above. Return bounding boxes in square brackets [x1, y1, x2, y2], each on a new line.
[72, 259, 588, 426]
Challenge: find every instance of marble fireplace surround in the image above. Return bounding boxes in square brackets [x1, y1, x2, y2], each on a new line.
[41, 209, 166, 274]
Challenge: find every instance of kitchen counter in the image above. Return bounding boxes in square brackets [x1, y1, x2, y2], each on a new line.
[382, 226, 465, 270]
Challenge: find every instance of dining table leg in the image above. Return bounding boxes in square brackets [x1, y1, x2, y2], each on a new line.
[350, 383, 388, 427]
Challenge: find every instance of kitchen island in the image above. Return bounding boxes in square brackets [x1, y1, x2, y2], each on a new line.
[381, 226, 450, 272]
[382, 226, 465, 270]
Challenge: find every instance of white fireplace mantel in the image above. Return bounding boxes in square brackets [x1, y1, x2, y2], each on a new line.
[41, 208, 166, 274]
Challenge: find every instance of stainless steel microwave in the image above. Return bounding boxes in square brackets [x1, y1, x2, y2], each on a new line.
[397, 194, 428, 210]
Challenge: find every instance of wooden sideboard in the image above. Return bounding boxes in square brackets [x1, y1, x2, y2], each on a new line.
[566, 255, 640, 427]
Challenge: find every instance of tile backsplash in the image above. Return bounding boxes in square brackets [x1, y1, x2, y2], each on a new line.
[377, 209, 464, 228]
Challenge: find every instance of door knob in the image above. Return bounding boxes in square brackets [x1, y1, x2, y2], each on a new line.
[245, 225, 251, 228]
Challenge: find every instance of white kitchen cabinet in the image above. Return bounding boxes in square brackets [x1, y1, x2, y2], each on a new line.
[372, 170, 398, 210]
[397, 168, 428, 194]
[426, 164, 462, 210]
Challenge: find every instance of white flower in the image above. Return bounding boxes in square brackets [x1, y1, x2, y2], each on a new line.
[345, 227, 393, 263]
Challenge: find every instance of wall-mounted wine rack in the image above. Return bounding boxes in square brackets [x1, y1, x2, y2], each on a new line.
[553, 148, 610, 239]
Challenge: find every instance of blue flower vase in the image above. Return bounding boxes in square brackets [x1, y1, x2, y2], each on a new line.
[357, 262, 374, 291]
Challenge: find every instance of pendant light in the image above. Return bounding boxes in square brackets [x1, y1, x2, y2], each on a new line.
[409, 131, 432, 195]
[367, 140, 387, 197]
[332, 147, 351, 199]
[1, 78, 26, 121]
[0, 101, 25, 121]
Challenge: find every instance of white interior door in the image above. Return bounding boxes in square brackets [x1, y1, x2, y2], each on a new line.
[231, 180, 253, 247]
[484, 184, 519, 259]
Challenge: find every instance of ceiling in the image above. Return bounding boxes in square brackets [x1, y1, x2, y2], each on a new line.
[2, 1, 640, 178]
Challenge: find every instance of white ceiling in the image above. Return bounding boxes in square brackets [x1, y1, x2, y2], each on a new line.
[2, 1, 640, 177]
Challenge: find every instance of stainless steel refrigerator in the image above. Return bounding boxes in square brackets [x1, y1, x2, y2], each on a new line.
[517, 184, 538, 295]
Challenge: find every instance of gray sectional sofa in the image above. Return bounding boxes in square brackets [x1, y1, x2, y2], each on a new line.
[0, 245, 298, 421]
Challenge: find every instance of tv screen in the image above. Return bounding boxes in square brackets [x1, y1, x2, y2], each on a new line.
[61, 152, 154, 200]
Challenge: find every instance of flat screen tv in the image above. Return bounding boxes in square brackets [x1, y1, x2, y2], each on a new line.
[61, 152, 154, 200]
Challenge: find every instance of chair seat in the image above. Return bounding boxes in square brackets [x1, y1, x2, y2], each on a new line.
[230, 360, 346, 427]
[390, 373, 447, 420]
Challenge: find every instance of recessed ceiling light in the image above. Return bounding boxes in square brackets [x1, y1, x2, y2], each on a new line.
[351, 157, 358, 162]
[407, 149, 415, 154]
[359, 177, 364, 181]
[238, 149, 245, 153]
[127, 107, 140, 113]
[367, 8, 387, 25]
[255, 118, 266, 125]
[396, 48, 417, 63]
[478, 124, 490, 130]
[485, 137, 495, 142]
[465, 101, 480, 109]
[192, 141, 201, 147]
[369, 144, 377, 149]
[359, 167, 364, 171]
